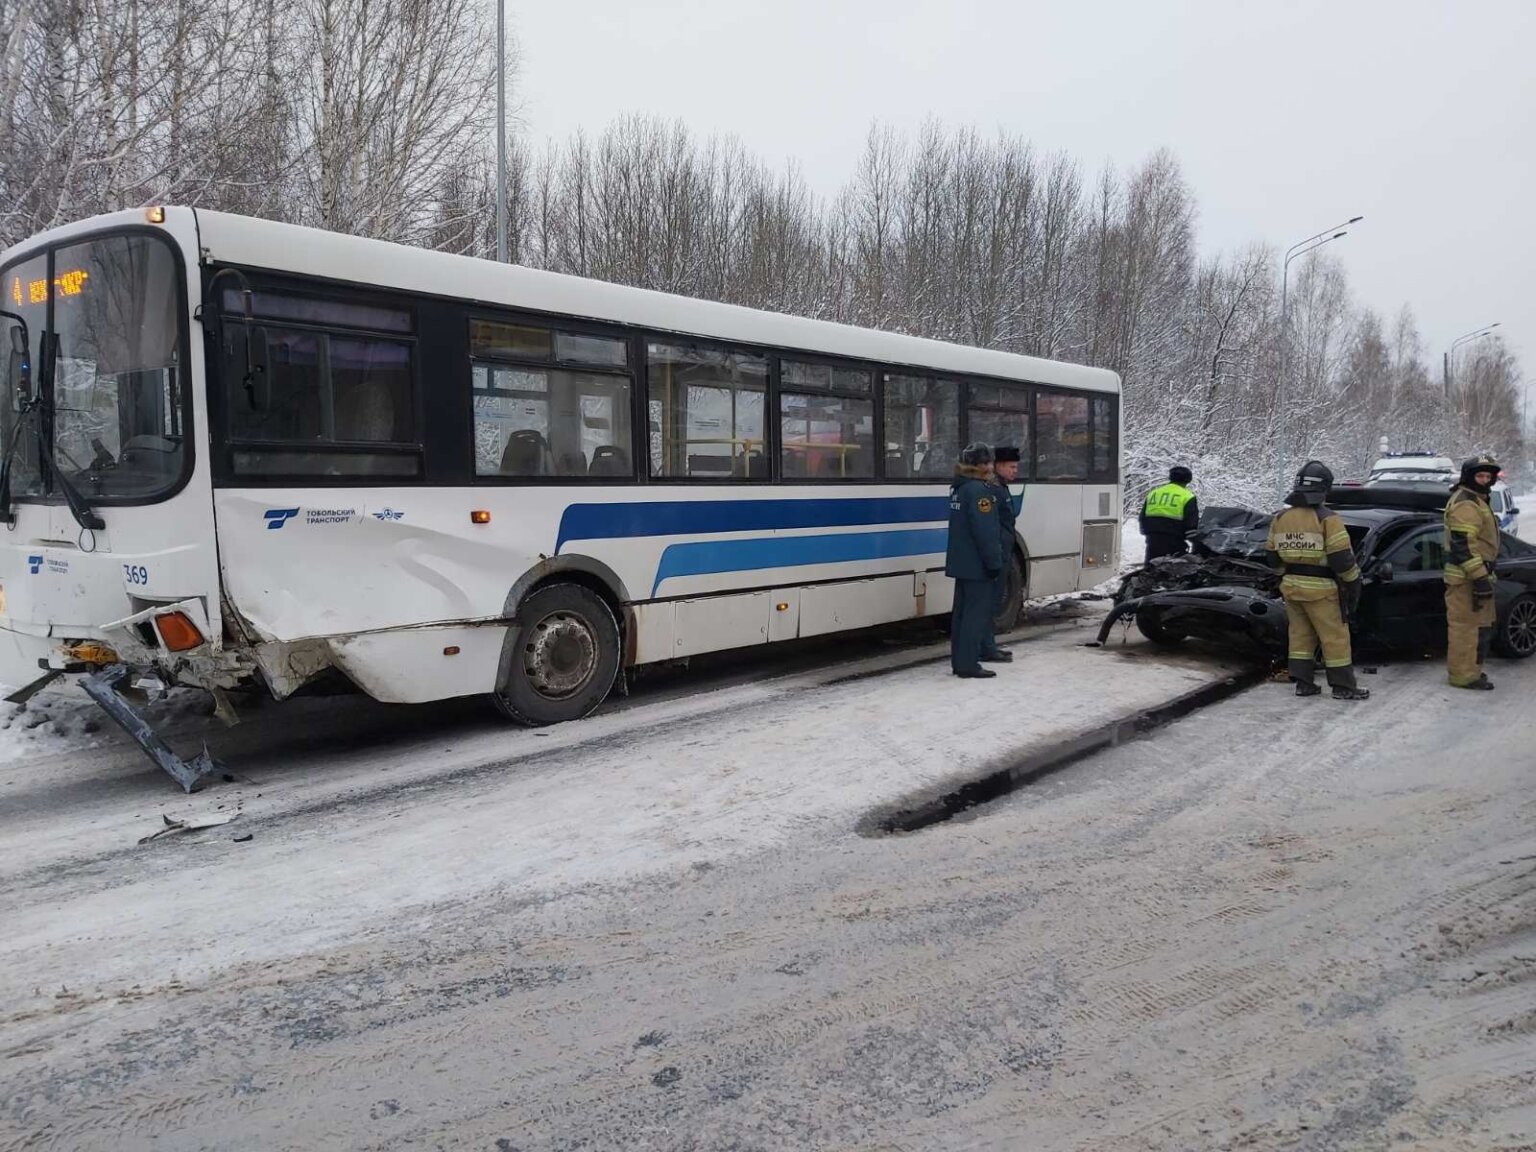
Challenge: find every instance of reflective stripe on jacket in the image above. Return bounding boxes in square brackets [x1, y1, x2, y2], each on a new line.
[1444, 487, 1498, 585]
[1265, 505, 1360, 601]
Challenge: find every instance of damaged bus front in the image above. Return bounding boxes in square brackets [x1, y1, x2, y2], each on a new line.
[0, 210, 236, 789]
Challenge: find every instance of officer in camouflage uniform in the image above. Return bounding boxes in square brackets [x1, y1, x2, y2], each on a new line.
[1444, 455, 1501, 690]
[981, 445, 1022, 663]
[1265, 460, 1369, 700]
[946, 442, 1003, 679]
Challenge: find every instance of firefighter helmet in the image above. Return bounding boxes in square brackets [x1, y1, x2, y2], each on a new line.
[1292, 460, 1334, 506]
[1459, 455, 1500, 493]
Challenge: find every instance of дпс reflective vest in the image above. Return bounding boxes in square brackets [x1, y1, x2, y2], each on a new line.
[1143, 483, 1194, 523]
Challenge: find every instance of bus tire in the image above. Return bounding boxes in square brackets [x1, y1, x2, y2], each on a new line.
[494, 583, 621, 726]
[992, 553, 1025, 633]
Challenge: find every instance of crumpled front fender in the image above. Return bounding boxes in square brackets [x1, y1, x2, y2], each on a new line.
[1095, 585, 1285, 648]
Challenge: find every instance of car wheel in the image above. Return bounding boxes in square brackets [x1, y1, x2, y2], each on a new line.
[1494, 593, 1536, 659]
[992, 553, 1025, 633]
[1136, 608, 1186, 647]
[494, 583, 621, 725]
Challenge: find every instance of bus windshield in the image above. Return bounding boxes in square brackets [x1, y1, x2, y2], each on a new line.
[1, 231, 185, 503]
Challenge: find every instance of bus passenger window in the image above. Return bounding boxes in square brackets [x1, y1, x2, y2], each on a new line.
[882, 375, 959, 480]
[966, 383, 1031, 474]
[472, 365, 633, 479]
[647, 343, 766, 480]
[221, 290, 420, 478]
[1091, 396, 1116, 479]
[1035, 392, 1090, 481]
[779, 360, 873, 481]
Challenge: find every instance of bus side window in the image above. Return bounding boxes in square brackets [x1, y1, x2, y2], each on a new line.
[882, 375, 959, 480]
[647, 342, 766, 481]
[471, 320, 634, 479]
[778, 360, 874, 481]
[222, 290, 420, 478]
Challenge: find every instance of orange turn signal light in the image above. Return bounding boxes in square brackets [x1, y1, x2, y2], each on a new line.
[470, 510, 491, 524]
[145, 206, 166, 224]
[155, 611, 204, 652]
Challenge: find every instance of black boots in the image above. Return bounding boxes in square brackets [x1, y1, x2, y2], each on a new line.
[1296, 681, 1369, 700]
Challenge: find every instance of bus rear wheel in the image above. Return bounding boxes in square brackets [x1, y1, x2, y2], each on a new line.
[992, 553, 1025, 634]
[494, 583, 621, 726]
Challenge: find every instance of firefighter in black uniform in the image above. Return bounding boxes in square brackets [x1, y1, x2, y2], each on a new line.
[946, 442, 1003, 678]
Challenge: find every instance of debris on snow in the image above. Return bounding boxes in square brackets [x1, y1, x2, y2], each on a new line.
[137, 811, 241, 845]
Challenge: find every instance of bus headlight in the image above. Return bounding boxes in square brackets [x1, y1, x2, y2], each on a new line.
[154, 611, 205, 652]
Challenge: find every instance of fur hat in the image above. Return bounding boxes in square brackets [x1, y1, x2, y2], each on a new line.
[993, 446, 1021, 464]
[959, 442, 995, 467]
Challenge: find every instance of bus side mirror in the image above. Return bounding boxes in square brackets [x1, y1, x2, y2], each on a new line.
[244, 324, 271, 411]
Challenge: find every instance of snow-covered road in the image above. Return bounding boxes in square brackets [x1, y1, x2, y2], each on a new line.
[1, 619, 1532, 1150]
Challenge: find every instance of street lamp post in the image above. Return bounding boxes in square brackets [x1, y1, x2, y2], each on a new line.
[1443, 322, 1500, 401]
[1275, 216, 1363, 448]
[495, 0, 508, 263]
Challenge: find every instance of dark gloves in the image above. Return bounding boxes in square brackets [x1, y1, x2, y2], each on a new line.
[1473, 576, 1494, 610]
[1343, 579, 1362, 614]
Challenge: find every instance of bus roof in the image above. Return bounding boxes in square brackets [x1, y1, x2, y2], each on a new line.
[2, 206, 1118, 396]
[194, 209, 1118, 394]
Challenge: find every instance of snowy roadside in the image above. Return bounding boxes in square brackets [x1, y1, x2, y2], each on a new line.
[0, 623, 1244, 1019]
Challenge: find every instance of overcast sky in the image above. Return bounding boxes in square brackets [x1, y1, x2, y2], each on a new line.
[512, 0, 1534, 399]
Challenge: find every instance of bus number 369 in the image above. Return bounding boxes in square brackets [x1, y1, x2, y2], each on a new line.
[122, 565, 149, 586]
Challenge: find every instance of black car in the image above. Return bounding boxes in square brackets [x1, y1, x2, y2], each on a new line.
[1098, 486, 1536, 660]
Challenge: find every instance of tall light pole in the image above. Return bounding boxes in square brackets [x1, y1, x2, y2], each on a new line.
[1443, 322, 1499, 400]
[495, 0, 508, 263]
[1276, 215, 1363, 444]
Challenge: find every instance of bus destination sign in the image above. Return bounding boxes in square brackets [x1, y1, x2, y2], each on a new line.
[9, 269, 89, 307]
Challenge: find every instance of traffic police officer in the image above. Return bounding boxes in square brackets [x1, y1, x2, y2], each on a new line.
[1265, 460, 1369, 700]
[1140, 466, 1199, 560]
[1444, 455, 1501, 690]
[982, 445, 1022, 662]
[946, 442, 1003, 678]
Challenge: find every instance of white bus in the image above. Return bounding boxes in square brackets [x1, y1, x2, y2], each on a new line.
[0, 207, 1120, 786]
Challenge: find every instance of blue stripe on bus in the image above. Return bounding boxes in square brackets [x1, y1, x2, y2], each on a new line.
[651, 528, 949, 595]
[555, 496, 951, 553]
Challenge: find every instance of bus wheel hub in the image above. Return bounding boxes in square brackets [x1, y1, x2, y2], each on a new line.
[524, 612, 597, 698]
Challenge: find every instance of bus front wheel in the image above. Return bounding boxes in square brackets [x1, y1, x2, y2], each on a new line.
[494, 583, 621, 726]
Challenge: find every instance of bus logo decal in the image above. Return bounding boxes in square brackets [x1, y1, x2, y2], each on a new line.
[371, 508, 405, 522]
[27, 554, 42, 574]
[263, 508, 300, 530]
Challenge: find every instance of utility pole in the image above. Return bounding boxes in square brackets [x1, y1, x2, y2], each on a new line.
[495, 0, 508, 263]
